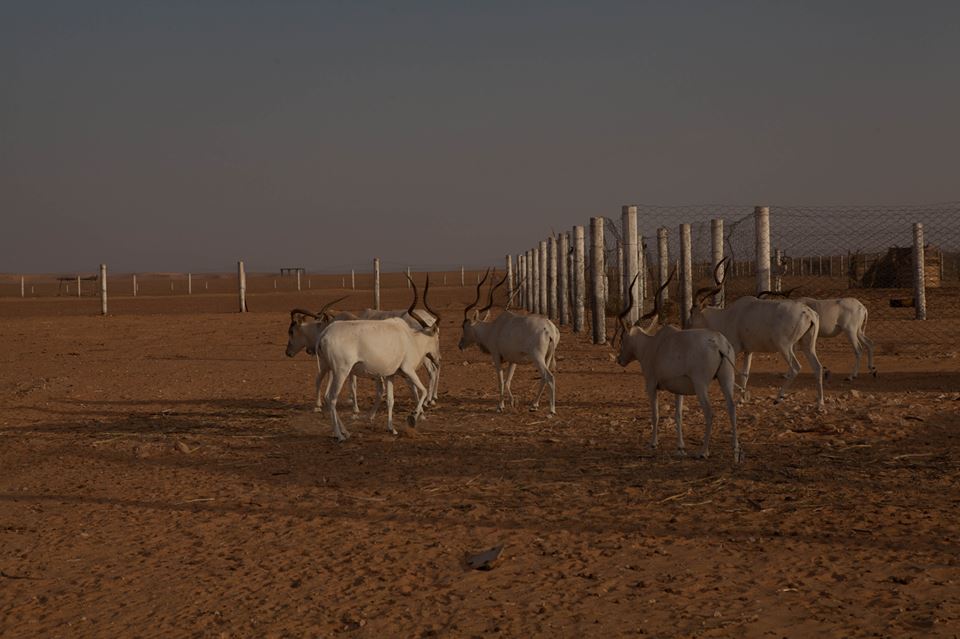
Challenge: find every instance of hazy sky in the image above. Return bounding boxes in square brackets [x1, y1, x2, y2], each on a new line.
[3, 1, 958, 273]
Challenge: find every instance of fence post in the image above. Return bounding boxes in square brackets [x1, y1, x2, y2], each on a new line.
[100, 264, 108, 315]
[237, 261, 247, 312]
[76, 275, 81, 298]
[616, 245, 624, 309]
[461, 266, 465, 287]
[573, 226, 586, 332]
[755, 206, 771, 294]
[351, 269, 356, 290]
[20, 276, 25, 298]
[638, 237, 647, 316]
[590, 217, 606, 344]
[657, 227, 670, 302]
[374, 258, 381, 310]
[774, 249, 783, 292]
[547, 236, 558, 320]
[537, 240, 547, 316]
[710, 219, 724, 307]
[913, 223, 927, 320]
[188, 273, 193, 294]
[622, 205, 639, 324]
[680, 223, 693, 328]
[558, 232, 570, 325]
[297, 270, 302, 291]
[133, 274, 137, 297]
[505, 254, 514, 306]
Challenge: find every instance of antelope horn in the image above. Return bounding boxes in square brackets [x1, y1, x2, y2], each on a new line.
[505, 275, 525, 310]
[640, 267, 676, 323]
[290, 308, 318, 321]
[317, 295, 348, 318]
[422, 274, 439, 323]
[479, 273, 508, 314]
[757, 286, 799, 299]
[463, 268, 490, 319]
[404, 274, 431, 329]
[615, 271, 641, 347]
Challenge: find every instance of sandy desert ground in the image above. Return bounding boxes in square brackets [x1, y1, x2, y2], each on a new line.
[1, 276, 958, 638]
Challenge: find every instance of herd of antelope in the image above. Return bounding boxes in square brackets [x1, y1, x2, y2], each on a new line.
[285, 259, 876, 462]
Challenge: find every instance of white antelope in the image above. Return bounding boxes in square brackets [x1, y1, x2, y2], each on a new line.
[286, 297, 361, 414]
[759, 289, 876, 380]
[615, 270, 741, 462]
[458, 271, 559, 414]
[314, 282, 437, 441]
[689, 258, 825, 408]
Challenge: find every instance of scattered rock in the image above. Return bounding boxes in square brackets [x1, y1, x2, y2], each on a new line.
[173, 440, 194, 454]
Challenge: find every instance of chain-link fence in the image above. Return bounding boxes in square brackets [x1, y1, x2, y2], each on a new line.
[592, 202, 960, 363]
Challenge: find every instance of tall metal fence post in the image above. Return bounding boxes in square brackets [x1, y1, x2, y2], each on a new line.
[913, 222, 927, 320]
[755, 205, 771, 294]
[590, 217, 606, 344]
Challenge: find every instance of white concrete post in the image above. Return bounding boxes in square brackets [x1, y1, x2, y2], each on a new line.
[657, 227, 670, 302]
[99, 264, 108, 315]
[188, 273, 192, 294]
[680, 223, 693, 328]
[76, 275, 81, 298]
[238, 260, 247, 313]
[573, 226, 586, 332]
[616, 245, 624, 308]
[529, 249, 537, 312]
[273, 280, 277, 290]
[913, 222, 927, 320]
[20, 276, 25, 298]
[374, 258, 381, 310]
[547, 236, 558, 320]
[133, 274, 137, 297]
[532, 245, 541, 314]
[755, 206, 771, 294]
[351, 269, 356, 290]
[558, 232, 570, 325]
[710, 218, 724, 307]
[538, 240, 548, 316]
[297, 270, 301, 292]
[505, 255, 514, 306]
[622, 205, 639, 323]
[461, 266, 465, 287]
[590, 217, 606, 344]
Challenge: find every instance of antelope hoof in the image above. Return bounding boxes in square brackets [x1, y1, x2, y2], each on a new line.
[335, 432, 349, 442]
[844, 374, 855, 382]
[733, 447, 743, 463]
[823, 368, 831, 382]
[388, 428, 398, 436]
[406, 414, 418, 427]
[547, 411, 556, 419]
[314, 406, 324, 413]
[871, 368, 878, 378]
[528, 405, 540, 413]
[695, 449, 709, 460]
[676, 448, 689, 458]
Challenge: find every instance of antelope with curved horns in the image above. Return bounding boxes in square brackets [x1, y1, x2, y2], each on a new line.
[313, 278, 437, 441]
[615, 269, 741, 461]
[689, 257, 825, 408]
[758, 289, 876, 381]
[459, 269, 560, 414]
[286, 297, 363, 414]
[355, 275, 442, 406]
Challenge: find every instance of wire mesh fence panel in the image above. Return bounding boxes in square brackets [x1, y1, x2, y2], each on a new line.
[770, 203, 960, 358]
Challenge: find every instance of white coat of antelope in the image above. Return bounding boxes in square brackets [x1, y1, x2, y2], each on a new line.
[615, 269, 742, 462]
[689, 258, 826, 409]
[458, 270, 560, 414]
